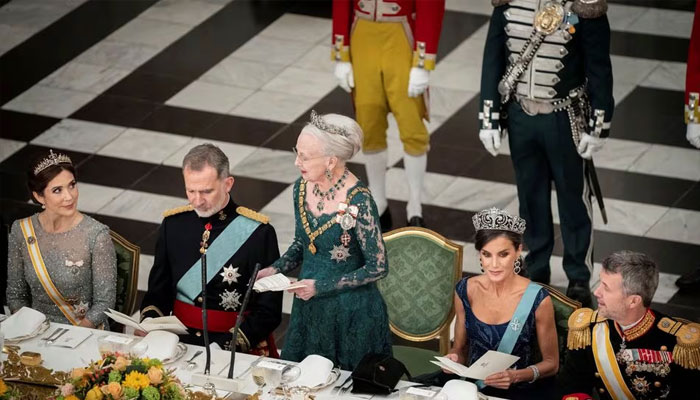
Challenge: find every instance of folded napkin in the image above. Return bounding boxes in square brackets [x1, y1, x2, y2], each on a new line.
[295, 354, 333, 388]
[0, 307, 46, 339]
[141, 331, 179, 361]
[437, 379, 478, 400]
[51, 328, 92, 348]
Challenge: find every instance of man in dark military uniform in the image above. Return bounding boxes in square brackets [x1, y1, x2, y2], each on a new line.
[479, 0, 615, 307]
[140, 144, 282, 356]
[558, 251, 700, 399]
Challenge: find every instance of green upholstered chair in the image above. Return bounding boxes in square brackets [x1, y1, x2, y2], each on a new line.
[529, 283, 582, 367]
[379, 227, 463, 377]
[109, 230, 140, 320]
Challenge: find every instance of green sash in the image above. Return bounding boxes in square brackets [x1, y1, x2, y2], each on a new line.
[175, 216, 260, 304]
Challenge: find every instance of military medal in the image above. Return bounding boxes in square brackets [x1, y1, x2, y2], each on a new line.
[330, 244, 351, 263]
[534, 1, 565, 35]
[336, 203, 358, 247]
[219, 289, 241, 311]
[200, 222, 212, 254]
[75, 301, 89, 317]
[220, 265, 241, 285]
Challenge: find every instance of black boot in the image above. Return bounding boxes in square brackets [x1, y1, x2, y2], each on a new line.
[379, 208, 393, 233]
[675, 267, 700, 291]
[567, 280, 592, 308]
[407, 216, 426, 228]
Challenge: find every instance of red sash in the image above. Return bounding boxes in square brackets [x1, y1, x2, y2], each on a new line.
[173, 300, 278, 357]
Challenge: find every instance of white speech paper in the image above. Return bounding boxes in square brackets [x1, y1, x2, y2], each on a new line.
[433, 351, 519, 380]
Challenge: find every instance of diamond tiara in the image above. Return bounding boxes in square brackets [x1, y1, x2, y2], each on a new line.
[33, 149, 73, 176]
[309, 110, 349, 137]
[472, 207, 526, 235]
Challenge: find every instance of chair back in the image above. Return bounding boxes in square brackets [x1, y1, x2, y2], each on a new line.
[379, 227, 463, 354]
[532, 283, 582, 366]
[109, 230, 140, 317]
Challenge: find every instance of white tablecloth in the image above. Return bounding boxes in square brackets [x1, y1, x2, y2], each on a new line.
[3, 322, 506, 400]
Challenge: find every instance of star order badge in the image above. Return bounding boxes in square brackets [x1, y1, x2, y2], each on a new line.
[75, 301, 89, 317]
[219, 289, 241, 311]
[220, 265, 241, 285]
[330, 244, 351, 263]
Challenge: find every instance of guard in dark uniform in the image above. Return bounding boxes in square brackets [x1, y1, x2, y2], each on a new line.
[479, 0, 614, 307]
[140, 144, 282, 356]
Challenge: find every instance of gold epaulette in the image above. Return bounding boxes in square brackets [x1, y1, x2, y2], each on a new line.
[567, 308, 607, 350]
[162, 204, 193, 217]
[658, 317, 700, 370]
[236, 206, 269, 224]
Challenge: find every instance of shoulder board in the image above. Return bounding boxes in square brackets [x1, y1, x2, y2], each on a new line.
[162, 204, 193, 218]
[492, 0, 512, 6]
[572, 0, 607, 19]
[236, 206, 269, 224]
[567, 308, 606, 350]
[659, 317, 700, 370]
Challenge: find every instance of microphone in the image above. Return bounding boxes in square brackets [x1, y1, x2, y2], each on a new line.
[191, 262, 262, 393]
[228, 262, 261, 378]
[201, 252, 211, 374]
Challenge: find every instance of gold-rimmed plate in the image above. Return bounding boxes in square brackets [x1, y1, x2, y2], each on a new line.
[5, 320, 50, 344]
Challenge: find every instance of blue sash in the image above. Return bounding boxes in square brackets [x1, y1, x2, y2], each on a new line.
[175, 216, 261, 304]
[476, 281, 542, 389]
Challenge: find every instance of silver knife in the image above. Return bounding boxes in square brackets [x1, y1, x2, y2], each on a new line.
[42, 328, 64, 341]
[48, 328, 69, 344]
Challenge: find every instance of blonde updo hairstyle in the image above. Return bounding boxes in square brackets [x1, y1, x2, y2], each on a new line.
[301, 113, 363, 163]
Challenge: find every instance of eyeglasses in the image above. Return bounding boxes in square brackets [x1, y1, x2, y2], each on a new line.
[292, 147, 326, 163]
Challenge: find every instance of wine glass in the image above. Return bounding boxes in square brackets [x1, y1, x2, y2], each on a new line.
[252, 366, 266, 396]
[280, 365, 301, 399]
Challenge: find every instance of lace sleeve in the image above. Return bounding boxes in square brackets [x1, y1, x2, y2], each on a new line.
[271, 180, 304, 274]
[6, 220, 30, 312]
[315, 191, 388, 296]
[84, 227, 117, 326]
[272, 235, 304, 274]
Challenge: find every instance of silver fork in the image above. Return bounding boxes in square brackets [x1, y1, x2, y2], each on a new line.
[46, 328, 68, 345]
[41, 328, 63, 341]
[185, 350, 203, 370]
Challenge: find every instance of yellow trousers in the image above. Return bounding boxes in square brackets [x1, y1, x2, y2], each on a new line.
[351, 19, 429, 156]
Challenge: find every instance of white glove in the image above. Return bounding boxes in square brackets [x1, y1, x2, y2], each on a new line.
[334, 61, 354, 93]
[687, 123, 700, 149]
[577, 133, 607, 159]
[408, 67, 430, 97]
[479, 128, 503, 157]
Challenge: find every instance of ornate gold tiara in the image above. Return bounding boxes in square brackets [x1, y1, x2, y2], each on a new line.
[33, 149, 72, 175]
[472, 207, 526, 235]
[309, 110, 349, 137]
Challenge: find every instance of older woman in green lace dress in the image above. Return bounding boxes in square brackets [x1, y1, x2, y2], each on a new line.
[258, 111, 392, 369]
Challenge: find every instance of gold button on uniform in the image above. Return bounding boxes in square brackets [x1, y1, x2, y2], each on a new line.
[599, 388, 605, 394]
[654, 381, 661, 388]
[594, 372, 600, 378]
[660, 345, 668, 351]
[196, 331, 202, 337]
[197, 296, 203, 303]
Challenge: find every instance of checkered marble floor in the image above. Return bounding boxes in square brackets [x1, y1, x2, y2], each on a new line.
[1, 0, 699, 328]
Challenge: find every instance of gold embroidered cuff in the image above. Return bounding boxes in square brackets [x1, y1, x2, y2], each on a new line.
[229, 327, 251, 352]
[141, 305, 164, 320]
[412, 50, 436, 70]
[685, 92, 700, 124]
[331, 34, 351, 62]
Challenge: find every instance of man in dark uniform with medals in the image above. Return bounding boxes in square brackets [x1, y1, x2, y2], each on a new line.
[558, 251, 700, 399]
[479, 0, 614, 307]
[140, 144, 282, 356]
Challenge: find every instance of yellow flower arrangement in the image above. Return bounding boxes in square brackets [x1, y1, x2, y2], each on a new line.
[51, 353, 188, 400]
[123, 371, 150, 390]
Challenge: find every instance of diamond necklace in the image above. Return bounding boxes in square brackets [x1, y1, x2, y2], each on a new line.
[312, 167, 349, 213]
